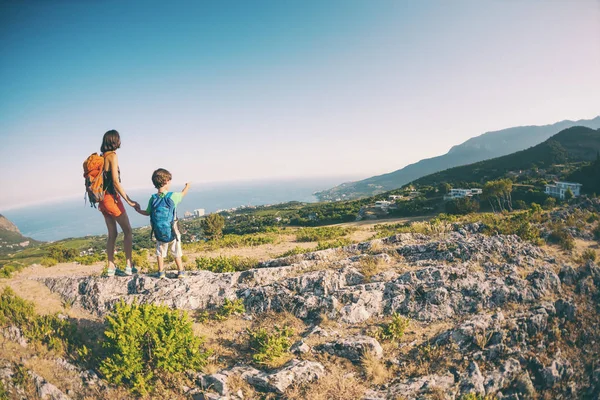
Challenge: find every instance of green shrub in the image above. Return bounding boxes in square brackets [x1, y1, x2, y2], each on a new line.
[277, 246, 312, 258]
[581, 249, 597, 262]
[247, 325, 294, 367]
[46, 245, 78, 262]
[315, 238, 352, 251]
[543, 197, 557, 210]
[195, 255, 257, 273]
[198, 298, 246, 322]
[375, 313, 409, 343]
[40, 257, 58, 267]
[100, 301, 209, 395]
[0, 264, 22, 278]
[529, 202, 543, 214]
[594, 224, 600, 241]
[548, 226, 575, 251]
[295, 227, 352, 242]
[0, 287, 80, 353]
[132, 250, 150, 270]
[0, 287, 35, 327]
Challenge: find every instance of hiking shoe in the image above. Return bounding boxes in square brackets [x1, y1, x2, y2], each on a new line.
[177, 270, 186, 279]
[157, 271, 166, 279]
[117, 267, 133, 276]
[106, 268, 116, 277]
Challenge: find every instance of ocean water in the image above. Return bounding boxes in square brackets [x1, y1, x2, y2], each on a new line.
[2, 177, 351, 242]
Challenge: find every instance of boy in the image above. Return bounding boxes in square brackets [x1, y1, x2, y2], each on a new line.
[135, 168, 190, 278]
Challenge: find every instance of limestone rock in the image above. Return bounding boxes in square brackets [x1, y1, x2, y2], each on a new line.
[247, 359, 325, 393]
[318, 335, 383, 362]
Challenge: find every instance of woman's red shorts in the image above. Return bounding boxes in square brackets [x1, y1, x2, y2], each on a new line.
[99, 193, 125, 217]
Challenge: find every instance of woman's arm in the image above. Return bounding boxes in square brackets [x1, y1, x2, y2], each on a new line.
[107, 153, 137, 207]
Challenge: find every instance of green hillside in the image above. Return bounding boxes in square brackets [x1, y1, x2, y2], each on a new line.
[316, 116, 600, 200]
[409, 126, 600, 187]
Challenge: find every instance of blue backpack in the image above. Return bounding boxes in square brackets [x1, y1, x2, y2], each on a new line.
[150, 192, 176, 242]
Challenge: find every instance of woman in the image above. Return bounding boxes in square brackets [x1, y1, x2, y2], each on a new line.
[98, 130, 138, 276]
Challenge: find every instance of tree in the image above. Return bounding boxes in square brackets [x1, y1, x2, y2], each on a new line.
[445, 197, 480, 215]
[438, 182, 451, 195]
[201, 213, 225, 240]
[482, 179, 513, 213]
[543, 197, 557, 210]
[564, 188, 574, 201]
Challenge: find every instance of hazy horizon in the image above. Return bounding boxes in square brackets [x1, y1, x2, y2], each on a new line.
[2, 0, 600, 210]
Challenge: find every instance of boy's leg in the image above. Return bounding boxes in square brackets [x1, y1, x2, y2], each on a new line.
[156, 241, 168, 274]
[172, 224, 184, 272]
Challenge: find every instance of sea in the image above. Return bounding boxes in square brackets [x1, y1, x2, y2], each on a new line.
[2, 177, 353, 242]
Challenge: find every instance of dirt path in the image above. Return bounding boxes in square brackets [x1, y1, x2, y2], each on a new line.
[0, 262, 103, 318]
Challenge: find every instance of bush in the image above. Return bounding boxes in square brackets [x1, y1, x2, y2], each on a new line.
[594, 224, 600, 241]
[197, 298, 246, 322]
[295, 227, 352, 242]
[201, 213, 225, 240]
[46, 245, 78, 262]
[247, 325, 294, 367]
[315, 238, 352, 251]
[40, 257, 58, 267]
[581, 249, 597, 262]
[0, 287, 79, 353]
[0, 264, 22, 278]
[100, 301, 209, 395]
[194, 255, 257, 273]
[543, 197, 557, 210]
[548, 226, 575, 251]
[374, 313, 409, 343]
[277, 246, 312, 258]
[445, 197, 480, 215]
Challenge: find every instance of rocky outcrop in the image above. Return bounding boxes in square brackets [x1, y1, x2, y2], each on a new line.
[36, 227, 600, 398]
[42, 232, 558, 325]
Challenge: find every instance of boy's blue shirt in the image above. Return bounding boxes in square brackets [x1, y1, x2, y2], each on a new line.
[145, 191, 184, 213]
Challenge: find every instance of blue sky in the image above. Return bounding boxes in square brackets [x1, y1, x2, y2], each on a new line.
[1, 0, 599, 210]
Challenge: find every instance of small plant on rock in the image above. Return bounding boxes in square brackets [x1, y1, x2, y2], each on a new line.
[247, 325, 294, 368]
[580, 249, 597, 263]
[197, 298, 246, 322]
[374, 313, 410, 343]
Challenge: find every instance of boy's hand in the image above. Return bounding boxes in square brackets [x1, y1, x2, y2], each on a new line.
[134, 203, 141, 212]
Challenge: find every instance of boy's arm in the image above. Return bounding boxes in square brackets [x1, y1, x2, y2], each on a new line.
[134, 203, 150, 216]
[181, 182, 191, 197]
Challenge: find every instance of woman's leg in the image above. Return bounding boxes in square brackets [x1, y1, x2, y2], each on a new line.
[103, 213, 118, 269]
[115, 211, 133, 268]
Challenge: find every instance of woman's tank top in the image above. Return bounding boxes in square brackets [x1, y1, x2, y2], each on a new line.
[102, 152, 121, 195]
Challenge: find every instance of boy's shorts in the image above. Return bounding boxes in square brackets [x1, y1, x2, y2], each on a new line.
[155, 223, 182, 258]
[155, 238, 183, 258]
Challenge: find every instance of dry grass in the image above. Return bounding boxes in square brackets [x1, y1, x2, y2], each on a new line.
[357, 255, 389, 281]
[285, 360, 367, 400]
[360, 352, 392, 385]
[227, 374, 260, 399]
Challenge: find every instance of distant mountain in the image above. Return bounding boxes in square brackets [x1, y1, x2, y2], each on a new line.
[316, 116, 600, 200]
[0, 214, 38, 254]
[410, 126, 600, 187]
[0, 214, 20, 234]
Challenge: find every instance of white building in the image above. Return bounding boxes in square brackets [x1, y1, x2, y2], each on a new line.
[545, 182, 582, 199]
[375, 200, 391, 209]
[389, 195, 403, 200]
[444, 188, 482, 201]
[194, 209, 206, 217]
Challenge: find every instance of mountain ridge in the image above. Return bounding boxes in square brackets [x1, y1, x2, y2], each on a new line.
[316, 116, 600, 200]
[408, 126, 600, 187]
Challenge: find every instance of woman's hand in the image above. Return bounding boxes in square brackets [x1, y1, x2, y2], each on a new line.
[127, 199, 139, 208]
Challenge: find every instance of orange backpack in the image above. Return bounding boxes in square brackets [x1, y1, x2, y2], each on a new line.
[83, 153, 105, 207]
